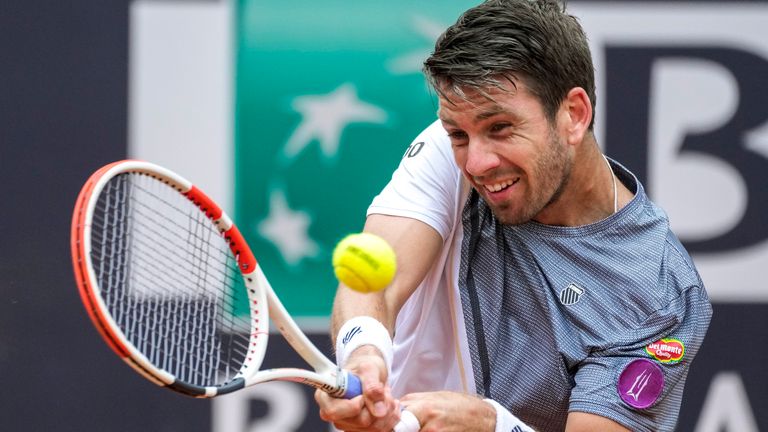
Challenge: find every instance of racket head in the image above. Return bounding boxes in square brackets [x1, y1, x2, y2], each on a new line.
[71, 160, 268, 397]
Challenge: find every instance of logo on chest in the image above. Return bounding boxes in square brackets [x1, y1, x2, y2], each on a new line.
[559, 283, 585, 305]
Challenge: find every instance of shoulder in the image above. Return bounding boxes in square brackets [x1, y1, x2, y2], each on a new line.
[402, 120, 454, 165]
[368, 120, 465, 240]
[604, 175, 711, 337]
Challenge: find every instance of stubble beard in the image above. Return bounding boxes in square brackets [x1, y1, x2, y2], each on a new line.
[486, 131, 572, 225]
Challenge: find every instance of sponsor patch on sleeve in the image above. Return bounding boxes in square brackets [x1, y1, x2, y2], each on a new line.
[645, 338, 685, 363]
[617, 359, 664, 409]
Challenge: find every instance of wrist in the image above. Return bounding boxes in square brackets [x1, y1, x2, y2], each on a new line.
[484, 399, 535, 432]
[335, 316, 393, 375]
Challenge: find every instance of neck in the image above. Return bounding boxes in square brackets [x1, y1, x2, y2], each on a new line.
[534, 142, 619, 227]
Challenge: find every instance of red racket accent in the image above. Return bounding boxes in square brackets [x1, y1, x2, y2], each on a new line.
[224, 224, 258, 273]
[184, 185, 223, 220]
[183, 183, 256, 273]
[70, 161, 131, 358]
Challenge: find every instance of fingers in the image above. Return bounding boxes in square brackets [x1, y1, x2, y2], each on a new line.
[358, 381, 400, 431]
[315, 390, 364, 421]
[356, 362, 389, 417]
[314, 346, 396, 431]
[315, 390, 400, 432]
[315, 385, 401, 432]
[342, 348, 391, 420]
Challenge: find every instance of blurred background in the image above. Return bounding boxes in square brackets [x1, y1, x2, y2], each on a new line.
[2, 0, 767, 430]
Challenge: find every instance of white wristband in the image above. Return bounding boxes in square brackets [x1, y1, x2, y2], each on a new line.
[394, 409, 420, 432]
[484, 399, 536, 432]
[335, 316, 393, 375]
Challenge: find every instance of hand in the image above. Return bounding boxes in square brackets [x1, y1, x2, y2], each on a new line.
[400, 391, 497, 432]
[315, 346, 401, 431]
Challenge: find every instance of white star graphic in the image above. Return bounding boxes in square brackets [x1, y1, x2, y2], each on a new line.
[257, 188, 319, 266]
[387, 15, 446, 75]
[283, 83, 388, 162]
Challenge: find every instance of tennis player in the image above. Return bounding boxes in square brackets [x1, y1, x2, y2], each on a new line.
[315, 1, 712, 431]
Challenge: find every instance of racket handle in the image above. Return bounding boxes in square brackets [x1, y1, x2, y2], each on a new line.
[341, 371, 363, 399]
[394, 409, 420, 432]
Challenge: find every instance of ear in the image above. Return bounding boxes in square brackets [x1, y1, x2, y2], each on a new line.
[559, 87, 592, 146]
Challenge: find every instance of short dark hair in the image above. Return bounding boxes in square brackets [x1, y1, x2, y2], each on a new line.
[423, 0, 596, 130]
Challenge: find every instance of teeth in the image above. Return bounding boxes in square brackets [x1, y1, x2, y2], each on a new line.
[485, 179, 516, 193]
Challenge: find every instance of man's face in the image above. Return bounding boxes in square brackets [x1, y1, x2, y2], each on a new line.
[438, 81, 572, 225]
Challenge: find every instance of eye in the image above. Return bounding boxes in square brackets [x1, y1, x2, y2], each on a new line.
[447, 130, 468, 145]
[489, 122, 511, 134]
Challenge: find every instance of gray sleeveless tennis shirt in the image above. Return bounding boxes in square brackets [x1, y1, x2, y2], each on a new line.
[459, 159, 711, 431]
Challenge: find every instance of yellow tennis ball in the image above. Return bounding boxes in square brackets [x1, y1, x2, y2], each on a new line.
[332, 233, 396, 293]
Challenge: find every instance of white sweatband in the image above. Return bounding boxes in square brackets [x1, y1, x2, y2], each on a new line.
[393, 409, 420, 432]
[484, 399, 536, 432]
[335, 316, 393, 375]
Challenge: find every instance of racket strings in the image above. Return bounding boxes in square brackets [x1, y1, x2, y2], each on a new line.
[90, 173, 254, 387]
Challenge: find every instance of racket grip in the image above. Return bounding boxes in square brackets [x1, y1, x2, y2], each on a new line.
[394, 410, 420, 432]
[341, 371, 362, 399]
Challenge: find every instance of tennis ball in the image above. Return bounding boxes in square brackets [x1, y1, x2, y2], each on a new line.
[332, 233, 396, 293]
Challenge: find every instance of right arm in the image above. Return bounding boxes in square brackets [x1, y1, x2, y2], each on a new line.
[319, 121, 458, 430]
[317, 213, 443, 432]
[330, 213, 444, 341]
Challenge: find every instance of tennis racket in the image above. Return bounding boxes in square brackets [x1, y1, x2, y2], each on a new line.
[70, 160, 419, 431]
[71, 160, 361, 398]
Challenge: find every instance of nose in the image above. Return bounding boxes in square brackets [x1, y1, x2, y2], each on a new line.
[464, 139, 501, 177]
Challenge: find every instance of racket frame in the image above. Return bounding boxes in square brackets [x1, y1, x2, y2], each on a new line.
[71, 160, 356, 398]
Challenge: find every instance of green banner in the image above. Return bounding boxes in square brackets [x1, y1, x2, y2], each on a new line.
[235, 1, 477, 319]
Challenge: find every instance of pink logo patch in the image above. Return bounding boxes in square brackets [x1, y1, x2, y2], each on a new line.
[617, 359, 664, 409]
[645, 338, 685, 363]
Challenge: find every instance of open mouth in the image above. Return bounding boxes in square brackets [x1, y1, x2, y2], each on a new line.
[484, 178, 520, 193]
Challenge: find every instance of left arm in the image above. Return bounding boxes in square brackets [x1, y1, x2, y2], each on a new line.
[566, 412, 630, 432]
[400, 393, 631, 432]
